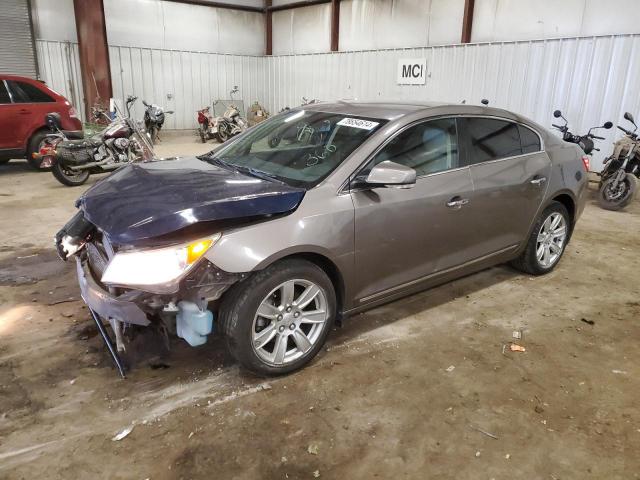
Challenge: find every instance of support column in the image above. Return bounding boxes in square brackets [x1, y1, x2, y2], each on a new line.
[73, 0, 112, 119]
[461, 0, 475, 43]
[330, 0, 340, 52]
[265, 0, 272, 55]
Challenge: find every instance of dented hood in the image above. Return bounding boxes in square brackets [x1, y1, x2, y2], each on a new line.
[78, 157, 305, 244]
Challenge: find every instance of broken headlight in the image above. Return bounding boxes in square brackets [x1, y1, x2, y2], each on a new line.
[101, 234, 221, 288]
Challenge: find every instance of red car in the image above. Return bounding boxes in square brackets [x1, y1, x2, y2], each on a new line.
[0, 75, 83, 169]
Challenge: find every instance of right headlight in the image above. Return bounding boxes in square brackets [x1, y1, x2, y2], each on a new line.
[101, 234, 221, 289]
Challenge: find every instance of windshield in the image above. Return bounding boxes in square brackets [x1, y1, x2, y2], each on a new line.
[202, 110, 386, 188]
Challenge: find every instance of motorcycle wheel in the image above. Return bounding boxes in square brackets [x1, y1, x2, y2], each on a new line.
[52, 162, 90, 187]
[215, 126, 229, 143]
[598, 173, 637, 211]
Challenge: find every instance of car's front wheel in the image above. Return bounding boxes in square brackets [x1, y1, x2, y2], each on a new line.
[219, 259, 336, 376]
[511, 201, 570, 275]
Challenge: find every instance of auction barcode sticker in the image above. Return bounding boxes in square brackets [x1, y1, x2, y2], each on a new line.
[337, 118, 379, 130]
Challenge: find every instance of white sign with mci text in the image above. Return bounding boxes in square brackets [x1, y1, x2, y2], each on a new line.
[397, 58, 427, 85]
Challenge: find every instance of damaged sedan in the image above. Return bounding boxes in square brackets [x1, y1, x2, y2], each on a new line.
[56, 102, 587, 376]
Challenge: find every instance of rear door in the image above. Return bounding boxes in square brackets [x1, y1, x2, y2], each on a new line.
[351, 117, 480, 303]
[460, 117, 550, 253]
[0, 80, 21, 149]
[5, 79, 56, 147]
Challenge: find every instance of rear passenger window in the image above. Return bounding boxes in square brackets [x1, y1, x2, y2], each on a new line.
[519, 125, 541, 153]
[7, 80, 54, 103]
[366, 118, 459, 177]
[465, 118, 522, 163]
[0, 82, 10, 104]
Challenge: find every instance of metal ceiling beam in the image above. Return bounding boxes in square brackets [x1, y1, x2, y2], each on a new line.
[266, 0, 331, 13]
[162, 0, 264, 13]
[461, 0, 475, 43]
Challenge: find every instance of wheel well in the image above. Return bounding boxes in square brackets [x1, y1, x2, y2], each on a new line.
[551, 193, 575, 225]
[279, 253, 345, 319]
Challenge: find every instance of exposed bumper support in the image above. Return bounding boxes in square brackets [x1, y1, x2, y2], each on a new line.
[76, 257, 150, 326]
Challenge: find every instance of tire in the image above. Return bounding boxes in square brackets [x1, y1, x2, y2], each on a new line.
[0, 158, 9, 165]
[215, 124, 229, 143]
[510, 201, 570, 276]
[52, 161, 90, 187]
[218, 259, 336, 376]
[26, 130, 52, 170]
[597, 173, 637, 211]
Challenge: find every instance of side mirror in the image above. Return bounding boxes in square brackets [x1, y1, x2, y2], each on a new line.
[365, 161, 416, 189]
[624, 111, 636, 125]
[166, 110, 174, 114]
[481, 99, 489, 105]
[553, 110, 562, 118]
[603, 121, 613, 129]
[142, 100, 149, 107]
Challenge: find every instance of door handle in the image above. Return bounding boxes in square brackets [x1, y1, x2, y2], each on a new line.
[530, 176, 547, 185]
[18, 109, 31, 115]
[446, 197, 470, 209]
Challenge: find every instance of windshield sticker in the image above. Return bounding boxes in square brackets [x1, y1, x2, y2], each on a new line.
[337, 118, 379, 130]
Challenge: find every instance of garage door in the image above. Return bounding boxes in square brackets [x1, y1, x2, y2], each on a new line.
[0, 0, 37, 77]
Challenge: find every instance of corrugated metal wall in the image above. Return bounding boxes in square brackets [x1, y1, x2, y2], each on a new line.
[108, 46, 267, 130]
[0, 0, 37, 76]
[35, 34, 640, 170]
[265, 34, 640, 170]
[35, 40, 85, 120]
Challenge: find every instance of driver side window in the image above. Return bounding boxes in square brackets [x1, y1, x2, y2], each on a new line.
[367, 118, 459, 177]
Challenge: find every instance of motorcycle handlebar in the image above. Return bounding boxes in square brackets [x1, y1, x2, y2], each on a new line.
[617, 125, 631, 134]
[552, 123, 564, 129]
[591, 134, 605, 140]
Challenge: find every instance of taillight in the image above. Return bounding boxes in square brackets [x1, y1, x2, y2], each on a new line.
[581, 155, 590, 172]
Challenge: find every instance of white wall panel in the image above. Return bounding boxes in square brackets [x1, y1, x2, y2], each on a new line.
[339, 0, 465, 51]
[35, 40, 85, 120]
[109, 45, 266, 130]
[272, 4, 331, 55]
[472, 0, 640, 43]
[104, 0, 264, 55]
[31, 0, 77, 42]
[264, 34, 640, 171]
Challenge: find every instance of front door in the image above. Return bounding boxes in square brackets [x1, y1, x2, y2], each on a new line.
[351, 118, 478, 303]
[460, 117, 551, 253]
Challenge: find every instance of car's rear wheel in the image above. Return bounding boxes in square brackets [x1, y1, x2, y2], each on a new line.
[511, 201, 570, 275]
[219, 259, 336, 376]
[26, 130, 52, 170]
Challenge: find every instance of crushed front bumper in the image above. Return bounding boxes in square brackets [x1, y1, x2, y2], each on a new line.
[75, 256, 150, 326]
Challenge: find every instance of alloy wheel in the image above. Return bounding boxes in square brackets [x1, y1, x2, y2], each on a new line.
[251, 279, 329, 366]
[536, 212, 567, 268]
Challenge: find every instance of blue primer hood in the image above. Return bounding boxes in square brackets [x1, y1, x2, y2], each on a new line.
[78, 157, 305, 245]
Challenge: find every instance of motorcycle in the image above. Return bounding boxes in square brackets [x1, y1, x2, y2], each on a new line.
[142, 100, 173, 144]
[196, 106, 215, 143]
[46, 95, 154, 187]
[551, 109, 612, 159]
[598, 111, 639, 211]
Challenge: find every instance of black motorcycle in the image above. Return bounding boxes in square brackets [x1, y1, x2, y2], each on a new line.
[48, 96, 154, 186]
[142, 100, 173, 144]
[552, 109, 612, 158]
[598, 112, 639, 210]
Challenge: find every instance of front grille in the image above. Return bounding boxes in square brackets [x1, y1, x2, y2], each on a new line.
[86, 242, 108, 279]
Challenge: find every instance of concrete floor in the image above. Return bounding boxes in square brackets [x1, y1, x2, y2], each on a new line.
[0, 135, 639, 479]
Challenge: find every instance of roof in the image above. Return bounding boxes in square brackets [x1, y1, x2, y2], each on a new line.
[301, 100, 529, 124]
[303, 101, 449, 121]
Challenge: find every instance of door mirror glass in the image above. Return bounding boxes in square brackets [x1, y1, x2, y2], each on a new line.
[603, 121, 613, 129]
[365, 161, 416, 188]
[624, 112, 636, 125]
[553, 110, 562, 118]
